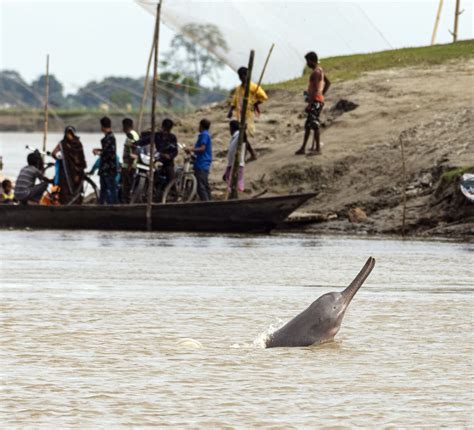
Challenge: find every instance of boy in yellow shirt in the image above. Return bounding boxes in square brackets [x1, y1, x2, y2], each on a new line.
[227, 67, 268, 161]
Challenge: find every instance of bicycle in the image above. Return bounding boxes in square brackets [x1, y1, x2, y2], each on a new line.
[129, 147, 169, 204]
[161, 144, 197, 204]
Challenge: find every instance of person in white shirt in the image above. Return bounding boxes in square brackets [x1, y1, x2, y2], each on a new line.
[223, 120, 246, 192]
[121, 118, 139, 203]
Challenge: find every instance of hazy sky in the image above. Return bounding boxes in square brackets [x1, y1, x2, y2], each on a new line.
[1, 0, 472, 93]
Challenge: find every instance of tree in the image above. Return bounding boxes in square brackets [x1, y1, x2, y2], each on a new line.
[159, 71, 199, 109]
[165, 23, 228, 86]
[31, 74, 65, 108]
[110, 90, 133, 108]
[0, 70, 38, 107]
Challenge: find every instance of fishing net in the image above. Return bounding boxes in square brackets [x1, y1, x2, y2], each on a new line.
[136, 0, 391, 83]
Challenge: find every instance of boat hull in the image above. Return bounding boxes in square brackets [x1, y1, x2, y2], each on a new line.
[0, 193, 315, 233]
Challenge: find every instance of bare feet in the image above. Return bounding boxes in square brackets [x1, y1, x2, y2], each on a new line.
[295, 149, 305, 155]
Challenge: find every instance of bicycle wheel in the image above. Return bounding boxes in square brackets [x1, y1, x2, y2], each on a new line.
[83, 176, 99, 203]
[161, 178, 179, 203]
[67, 176, 99, 205]
[161, 175, 197, 203]
[181, 174, 197, 202]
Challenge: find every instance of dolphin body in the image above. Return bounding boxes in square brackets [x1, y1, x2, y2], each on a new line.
[266, 257, 375, 348]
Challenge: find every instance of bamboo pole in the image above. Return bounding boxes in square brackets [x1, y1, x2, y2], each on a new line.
[146, 0, 161, 231]
[431, 0, 444, 45]
[452, 0, 461, 42]
[229, 50, 255, 200]
[42, 54, 50, 156]
[137, 26, 157, 133]
[400, 134, 407, 237]
[254, 44, 274, 94]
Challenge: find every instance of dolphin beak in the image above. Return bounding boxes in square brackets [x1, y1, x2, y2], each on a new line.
[342, 257, 376, 305]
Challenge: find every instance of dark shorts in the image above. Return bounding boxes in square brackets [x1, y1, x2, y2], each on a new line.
[305, 102, 324, 130]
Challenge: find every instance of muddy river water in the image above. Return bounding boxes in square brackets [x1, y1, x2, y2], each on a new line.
[0, 231, 472, 428]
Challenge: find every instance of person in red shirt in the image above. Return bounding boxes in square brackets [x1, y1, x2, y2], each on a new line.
[295, 51, 329, 155]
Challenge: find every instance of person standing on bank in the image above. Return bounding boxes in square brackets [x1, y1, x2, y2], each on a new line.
[185, 119, 212, 201]
[121, 118, 139, 203]
[93, 116, 118, 204]
[228, 67, 268, 161]
[295, 51, 330, 155]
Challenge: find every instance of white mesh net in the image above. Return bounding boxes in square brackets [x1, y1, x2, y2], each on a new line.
[136, 0, 391, 83]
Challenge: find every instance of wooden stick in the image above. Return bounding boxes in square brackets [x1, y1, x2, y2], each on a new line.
[42, 54, 50, 156]
[400, 134, 407, 237]
[229, 50, 255, 200]
[137, 26, 157, 133]
[146, 0, 161, 231]
[431, 0, 444, 45]
[453, 0, 461, 42]
[254, 43, 274, 94]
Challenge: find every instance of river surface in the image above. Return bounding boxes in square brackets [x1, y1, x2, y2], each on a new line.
[1, 132, 106, 182]
[1, 231, 472, 428]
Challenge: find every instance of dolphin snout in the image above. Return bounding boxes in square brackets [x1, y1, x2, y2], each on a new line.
[342, 257, 375, 305]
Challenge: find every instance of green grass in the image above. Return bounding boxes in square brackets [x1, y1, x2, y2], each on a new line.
[269, 40, 474, 92]
[440, 166, 474, 183]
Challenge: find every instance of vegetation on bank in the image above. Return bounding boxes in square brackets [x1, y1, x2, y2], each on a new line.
[440, 166, 474, 184]
[270, 40, 474, 91]
[1, 40, 473, 116]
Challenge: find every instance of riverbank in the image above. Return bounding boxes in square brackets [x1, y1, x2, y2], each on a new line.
[174, 45, 474, 239]
[1, 43, 473, 238]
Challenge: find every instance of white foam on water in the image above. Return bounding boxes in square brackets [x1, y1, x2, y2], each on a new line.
[252, 319, 285, 349]
[176, 338, 203, 349]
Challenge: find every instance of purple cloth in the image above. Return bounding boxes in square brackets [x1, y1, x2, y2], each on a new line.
[224, 166, 245, 192]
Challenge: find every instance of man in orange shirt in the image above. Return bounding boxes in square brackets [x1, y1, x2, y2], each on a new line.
[295, 52, 329, 155]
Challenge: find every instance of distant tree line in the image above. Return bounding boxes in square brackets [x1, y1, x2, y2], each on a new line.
[1, 23, 230, 112]
[0, 70, 226, 111]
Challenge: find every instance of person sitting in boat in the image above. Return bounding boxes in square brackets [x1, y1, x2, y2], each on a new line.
[223, 120, 246, 193]
[135, 118, 178, 186]
[0, 179, 16, 204]
[51, 125, 87, 204]
[14, 151, 53, 204]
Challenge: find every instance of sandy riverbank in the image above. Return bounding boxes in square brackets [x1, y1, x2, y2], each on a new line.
[173, 59, 474, 238]
[1, 60, 472, 238]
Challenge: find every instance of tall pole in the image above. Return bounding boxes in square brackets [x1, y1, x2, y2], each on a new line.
[431, 0, 444, 45]
[138, 28, 157, 133]
[453, 0, 461, 42]
[229, 50, 254, 200]
[42, 54, 50, 155]
[254, 44, 274, 95]
[400, 134, 407, 237]
[146, 1, 161, 231]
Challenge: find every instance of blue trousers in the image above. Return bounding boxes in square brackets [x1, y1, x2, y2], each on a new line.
[100, 175, 118, 205]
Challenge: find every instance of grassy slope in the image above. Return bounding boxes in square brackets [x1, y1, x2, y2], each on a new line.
[269, 40, 474, 91]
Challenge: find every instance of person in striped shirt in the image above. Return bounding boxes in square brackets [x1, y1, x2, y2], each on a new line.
[14, 151, 52, 204]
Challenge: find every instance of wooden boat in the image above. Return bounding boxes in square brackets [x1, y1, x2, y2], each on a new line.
[0, 193, 315, 233]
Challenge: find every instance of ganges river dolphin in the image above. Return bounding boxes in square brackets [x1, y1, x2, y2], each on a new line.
[266, 257, 375, 348]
